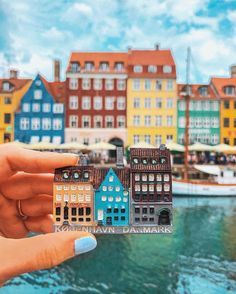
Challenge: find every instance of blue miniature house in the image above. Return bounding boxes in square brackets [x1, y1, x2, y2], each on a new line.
[95, 168, 129, 226]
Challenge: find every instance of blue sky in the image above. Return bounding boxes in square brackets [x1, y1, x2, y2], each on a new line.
[0, 0, 236, 83]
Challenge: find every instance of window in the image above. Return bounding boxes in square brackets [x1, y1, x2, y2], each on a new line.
[70, 62, 80, 73]
[155, 135, 162, 146]
[133, 79, 140, 90]
[108, 196, 113, 202]
[31, 118, 40, 130]
[144, 97, 151, 108]
[144, 135, 151, 144]
[155, 98, 162, 108]
[42, 118, 51, 130]
[101, 196, 106, 201]
[135, 173, 140, 181]
[22, 103, 30, 112]
[69, 78, 78, 90]
[117, 97, 125, 110]
[85, 62, 94, 71]
[94, 96, 102, 110]
[4, 113, 11, 124]
[224, 138, 230, 144]
[166, 80, 174, 90]
[4, 97, 11, 104]
[34, 90, 42, 99]
[105, 97, 114, 110]
[166, 135, 173, 143]
[224, 118, 229, 128]
[164, 174, 170, 181]
[224, 101, 230, 109]
[199, 86, 208, 96]
[148, 65, 157, 73]
[142, 207, 148, 214]
[82, 79, 91, 90]
[144, 80, 151, 90]
[93, 79, 102, 90]
[53, 118, 62, 130]
[144, 115, 151, 126]
[155, 80, 162, 90]
[149, 174, 154, 181]
[117, 116, 125, 128]
[163, 65, 172, 73]
[179, 117, 185, 128]
[115, 62, 124, 71]
[133, 97, 140, 108]
[2, 82, 10, 91]
[166, 98, 174, 108]
[135, 184, 140, 191]
[202, 101, 210, 111]
[179, 100, 186, 111]
[133, 115, 140, 126]
[82, 116, 91, 128]
[212, 101, 219, 111]
[43, 103, 51, 112]
[86, 207, 91, 215]
[20, 118, 29, 130]
[82, 96, 91, 110]
[53, 104, 64, 113]
[167, 116, 173, 127]
[224, 86, 235, 95]
[69, 96, 78, 109]
[105, 116, 114, 128]
[155, 115, 162, 126]
[99, 62, 109, 71]
[117, 79, 126, 90]
[94, 116, 102, 128]
[32, 103, 40, 112]
[69, 115, 78, 128]
[105, 79, 114, 90]
[133, 135, 140, 144]
[30, 136, 39, 143]
[134, 65, 143, 73]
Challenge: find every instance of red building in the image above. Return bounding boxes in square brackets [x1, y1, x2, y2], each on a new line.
[65, 52, 128, 148]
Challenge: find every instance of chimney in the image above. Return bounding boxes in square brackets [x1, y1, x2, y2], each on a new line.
[54, 59, 60, 82]
[230, 65, 236, 78]
[155, 43, 160, 50]
[9, 69, 18, 79]
[116, 147, 124, 168]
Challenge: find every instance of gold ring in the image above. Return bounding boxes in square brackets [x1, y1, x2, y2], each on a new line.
[17, 200, 28, 220]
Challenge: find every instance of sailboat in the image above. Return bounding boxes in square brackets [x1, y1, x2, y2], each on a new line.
[172, 48, 236, 197]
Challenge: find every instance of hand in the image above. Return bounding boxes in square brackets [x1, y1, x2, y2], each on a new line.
[0, 145, 97, 285]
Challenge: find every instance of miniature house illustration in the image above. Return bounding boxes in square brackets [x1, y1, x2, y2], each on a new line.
[53, 145, 173, 233]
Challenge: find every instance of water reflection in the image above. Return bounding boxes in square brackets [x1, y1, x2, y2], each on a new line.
[1, 197, 236, 294]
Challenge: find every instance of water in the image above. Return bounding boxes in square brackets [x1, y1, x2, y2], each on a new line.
[1, 197, 236, 294]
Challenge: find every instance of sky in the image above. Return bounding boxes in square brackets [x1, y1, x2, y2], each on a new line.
[0, 0, 236, 83]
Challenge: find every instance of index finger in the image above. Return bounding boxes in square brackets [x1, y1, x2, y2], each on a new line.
[0, 145, 78, 182]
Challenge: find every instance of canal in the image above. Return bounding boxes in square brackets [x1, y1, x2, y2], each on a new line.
[2, 197, 236, 294]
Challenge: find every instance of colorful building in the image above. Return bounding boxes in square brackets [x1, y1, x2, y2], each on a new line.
[211, 67, 236, 145]
[0, 70, 31, 143]
[127, 48, 177, 146]
[94, 167, 130, 226]
[177, 84, 220, 145]
[14, 74, 65, 144]
[65, 52, 128, 148]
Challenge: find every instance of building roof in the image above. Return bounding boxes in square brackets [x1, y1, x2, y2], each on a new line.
[0, 78, 31, 93]
[178, 83, 218, 100]
[211, 77, 236, 98]
[40, 74, 66, 103]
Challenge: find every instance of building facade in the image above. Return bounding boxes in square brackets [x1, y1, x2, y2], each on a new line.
[14, 74, 65, 144]
[127, 49, 177, 146]
[0, 70, 31, 143]
[94, 167, 130, 226]
[211, 68, 236, 145]
[177, 84, 220, 145]
[65, 52, 128, 147]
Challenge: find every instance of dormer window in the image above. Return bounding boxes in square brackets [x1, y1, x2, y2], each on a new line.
[2, 82, 10, 91]
[199, 86, 208, 96]
[224, 86, 235, 95]
[134, 65, 143, 73]
[99, 62, 109, 71]
[34, 89, 42, 99]
[115, 62, 124, 71]
[148, 65, 157, 73]
[181, 85, 192, 95]
[71, 62, 80, 73]
[163, 65, 172, 73]
[85, 62, 94, 71]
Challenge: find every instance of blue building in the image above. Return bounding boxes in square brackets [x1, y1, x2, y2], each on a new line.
[94, 168, 130, 226]
[14, 74, 65, 144]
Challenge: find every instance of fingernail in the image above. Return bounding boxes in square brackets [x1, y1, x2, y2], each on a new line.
[74, 237, 97, 255]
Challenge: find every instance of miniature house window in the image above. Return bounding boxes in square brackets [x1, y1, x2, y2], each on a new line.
[135, 184, 140, 192]
[151, 158, 158, 165]
[78, 186, 84, 191]
[135, 173, 140, 181]
[109, 176, 114, 182]
[142, 216, 148, 222]
[107, 208, 112, 213]
[62, 171, 70, 179]
[64, 194, 69, 202]
[56, 194, 62, 201]
[121, 208, 125, 213]
[164, 195, 169, 202]
[83, 171, 90, 179]
[142, 174, 147, 181]
[78, 195, 84, 202]
[115, 186, 120, 192]
[164, 184, 170, 192]
[149, 185, 154, 192]
[64, 186, 69, 191]
[156, 184, 162, 192]
[86, 208, 91, 215]
[150, 207, 155, 214]
[108, 196, 113, 202]
[35, 80, 41, 86]
[135, 217, 140, 222]
[56, 207, 61, 215]
[56, 185, 62, 191]
[71, 218, 76, 222]
[142, 207, 148, 214]
[121, 216, 125, 221]
[142, 185, 147, 192]
[133, 158, 139, 164]
[142, 158, 148, 165]
[34, 90, 42, 99]
[123, 197, 128, 203]
[86, 218, 91, 222]
[114, 208, 119, 213]
[123, 191, 128, 196]
[149, 218, 154, 222]
[73, 171, 80, 179]
[78, 218, 84, 222]
[160, 157, 167, 164]
[142, 194, 147, 201]
[102, 186, 107, 192]
[71, 194, 76, 202]
[101, 196, 107, 201]
[108, 186, 113, 191]
[79, 208, 84, 216]
[156, 174, 162, 181]
[149, 174, 155, 181]
[71, 208, 76, 216]
[85, 186, 91, 190]
[164, 174, 170, 181]
[135, 207, 140, 213]
[85, 195, 90, 202]
[106, 217, 112, 225]
[71, 185, 77, 191]
[116, 196, 121, 202]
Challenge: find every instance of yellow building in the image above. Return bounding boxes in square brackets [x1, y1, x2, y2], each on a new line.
[0, 71, 31, 143]
[127, 49, 177, 146]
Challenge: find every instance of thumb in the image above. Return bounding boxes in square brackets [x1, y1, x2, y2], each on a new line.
[0, 231, 97, 284]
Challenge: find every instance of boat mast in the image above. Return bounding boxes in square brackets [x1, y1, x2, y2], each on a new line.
[184, 47, 191, 180]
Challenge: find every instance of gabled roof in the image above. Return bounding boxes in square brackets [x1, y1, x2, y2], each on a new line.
[211, 77, 236, 98]
[0, 78, 31, 93]
[39, 74, 66, 103]
[178, 83, 218, 100]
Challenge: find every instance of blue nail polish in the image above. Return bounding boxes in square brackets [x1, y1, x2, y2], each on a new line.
[74, 237, 97, 255]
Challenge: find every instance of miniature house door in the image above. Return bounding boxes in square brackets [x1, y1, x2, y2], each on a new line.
[98, 209, 104, 221]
